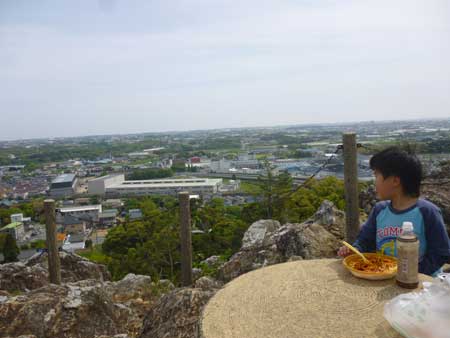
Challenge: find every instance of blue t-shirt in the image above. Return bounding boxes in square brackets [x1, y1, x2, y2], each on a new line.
[354, 199, 450, 276]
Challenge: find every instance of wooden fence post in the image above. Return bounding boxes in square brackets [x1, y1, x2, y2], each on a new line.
[343, 133, 360, 244]
[44, 199, 61, 284]
[179, 192, 193, 286]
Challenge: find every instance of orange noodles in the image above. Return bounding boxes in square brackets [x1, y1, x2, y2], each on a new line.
[348, 255, 397, 273]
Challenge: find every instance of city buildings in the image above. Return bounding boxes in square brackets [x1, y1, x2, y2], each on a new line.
[98, 209, 118, 227]
[49, 174, 78, 198]
[88, 174, 125, 196]
[88, 174, 223, 197]
[62, 215, 87, 235]
[56, 204, 102, 224]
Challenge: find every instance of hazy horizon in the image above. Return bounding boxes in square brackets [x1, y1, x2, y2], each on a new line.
[1, 0, 450, 141]
[0, 116, 448, 143]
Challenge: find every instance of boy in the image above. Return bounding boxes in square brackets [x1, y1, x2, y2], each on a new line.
[338, 147, 450, 276]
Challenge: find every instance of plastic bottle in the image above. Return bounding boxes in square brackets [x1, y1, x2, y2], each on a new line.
[396, 221, 419, 289]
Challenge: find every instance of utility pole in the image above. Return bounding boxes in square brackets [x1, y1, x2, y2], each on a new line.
[44, 199, 61, 284]
[179, 192, 192, 286]
[343, 133, 360, 243]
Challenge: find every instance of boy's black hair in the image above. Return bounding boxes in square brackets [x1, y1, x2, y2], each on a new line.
[369, 147, 422, 197]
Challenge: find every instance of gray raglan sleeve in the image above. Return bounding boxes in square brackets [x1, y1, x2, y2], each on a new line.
[419, 202, 450, 275]
[352, 203, 386, 253]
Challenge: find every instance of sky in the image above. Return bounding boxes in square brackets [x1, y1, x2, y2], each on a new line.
[0, 0, 449, 141]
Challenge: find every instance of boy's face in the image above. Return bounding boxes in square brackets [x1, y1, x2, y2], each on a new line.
[373, 170, 400, 200]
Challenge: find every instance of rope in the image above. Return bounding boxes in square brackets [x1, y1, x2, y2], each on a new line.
[291, 145, 343, 192]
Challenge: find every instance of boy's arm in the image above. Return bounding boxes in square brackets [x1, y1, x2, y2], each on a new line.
[419, 203, 450, 275]
[353, 204, 381, 253]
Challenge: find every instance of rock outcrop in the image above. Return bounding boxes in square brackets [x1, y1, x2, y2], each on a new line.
[1, 280, 130, 338]
[217, 200, 344, 282]
[422, 179, 450, 236]
[0, 250, 177, 338]
[0, 273, 175, 338]
[359, 184, 377, 214]
[138, 287, 216, 338]
[0, 251, 110, 293]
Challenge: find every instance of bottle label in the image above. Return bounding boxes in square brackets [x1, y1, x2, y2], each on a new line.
[396, 240, 419, 284]
[400, 259, 409, 274]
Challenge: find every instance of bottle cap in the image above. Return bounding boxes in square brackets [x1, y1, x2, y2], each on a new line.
[402, 221, 414, 232]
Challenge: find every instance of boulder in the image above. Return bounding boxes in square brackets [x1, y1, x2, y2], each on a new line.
[0, 274, 170, 338]
[192, 268, 202, 282]
[422, 179, 450, 236]
[0, 262, 48, 293]
[0, 280, 127, 338]
[218, 200, 343, 282]
[241, 219, 281, 249]
[194, 277, 223, 291]
[200, 256, 222, 269]
[138, 288, 215, 338]
[0, 251, 111, 293]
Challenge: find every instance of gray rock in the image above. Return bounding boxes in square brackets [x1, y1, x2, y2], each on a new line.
[0, 272, 167, 338]
[200, 255, 222, 268]
[194, 276, 223, 291]
[241, 219, 281, 249]
[157, 279, 175, 291]
[218, 200, 343, 282]
[104, 273, 152, 302]
[192, 268, 202, 282]
[138, 287, 216, 338]
[0, 251, 111, 293]
[0, 262, 48, 293]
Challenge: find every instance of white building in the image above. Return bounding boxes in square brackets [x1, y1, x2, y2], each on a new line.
[218, 180, 240, 193]
[10, 213, 24, 223]
[210, 159, 231, 172]
[88, 174, 126, 196]
[56, 205, 102, 224]
[88, 174, 222, 197]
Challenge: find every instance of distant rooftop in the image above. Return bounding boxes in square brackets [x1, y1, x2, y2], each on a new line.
[89, 173, 124, 182]
[58, 205, 102, 213]
[115, 178, 222, 189]
[99, 209, 118, 218]
[52, 173, 76, 184]
[63, 215, 84, 225]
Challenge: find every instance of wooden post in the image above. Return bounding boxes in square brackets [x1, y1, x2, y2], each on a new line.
[343, 133, 360, 244]
[179, 192, 192, 286]
[44, 199, 61, 285]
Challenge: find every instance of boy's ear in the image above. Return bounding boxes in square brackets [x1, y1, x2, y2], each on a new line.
[391, 176, 401, 187]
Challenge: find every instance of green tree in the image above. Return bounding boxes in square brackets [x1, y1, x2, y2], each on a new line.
[255, 161, 293, 221]
[85, 239, 93, 249]
[0, 207, 22, 225]
[101, 195, 250, 283]
[102, 196, 181, 281]
[272, 172, 293, 223]
[2, 233, 19, 262]
[90, 196, 100, 205]
[286, 176, 345, 223]
[257, 160, 276, 218]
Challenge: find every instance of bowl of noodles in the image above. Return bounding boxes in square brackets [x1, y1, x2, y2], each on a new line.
[343, 253, 397, 280]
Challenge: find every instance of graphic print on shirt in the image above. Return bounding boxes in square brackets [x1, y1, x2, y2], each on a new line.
[376, 226, 402, 256]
